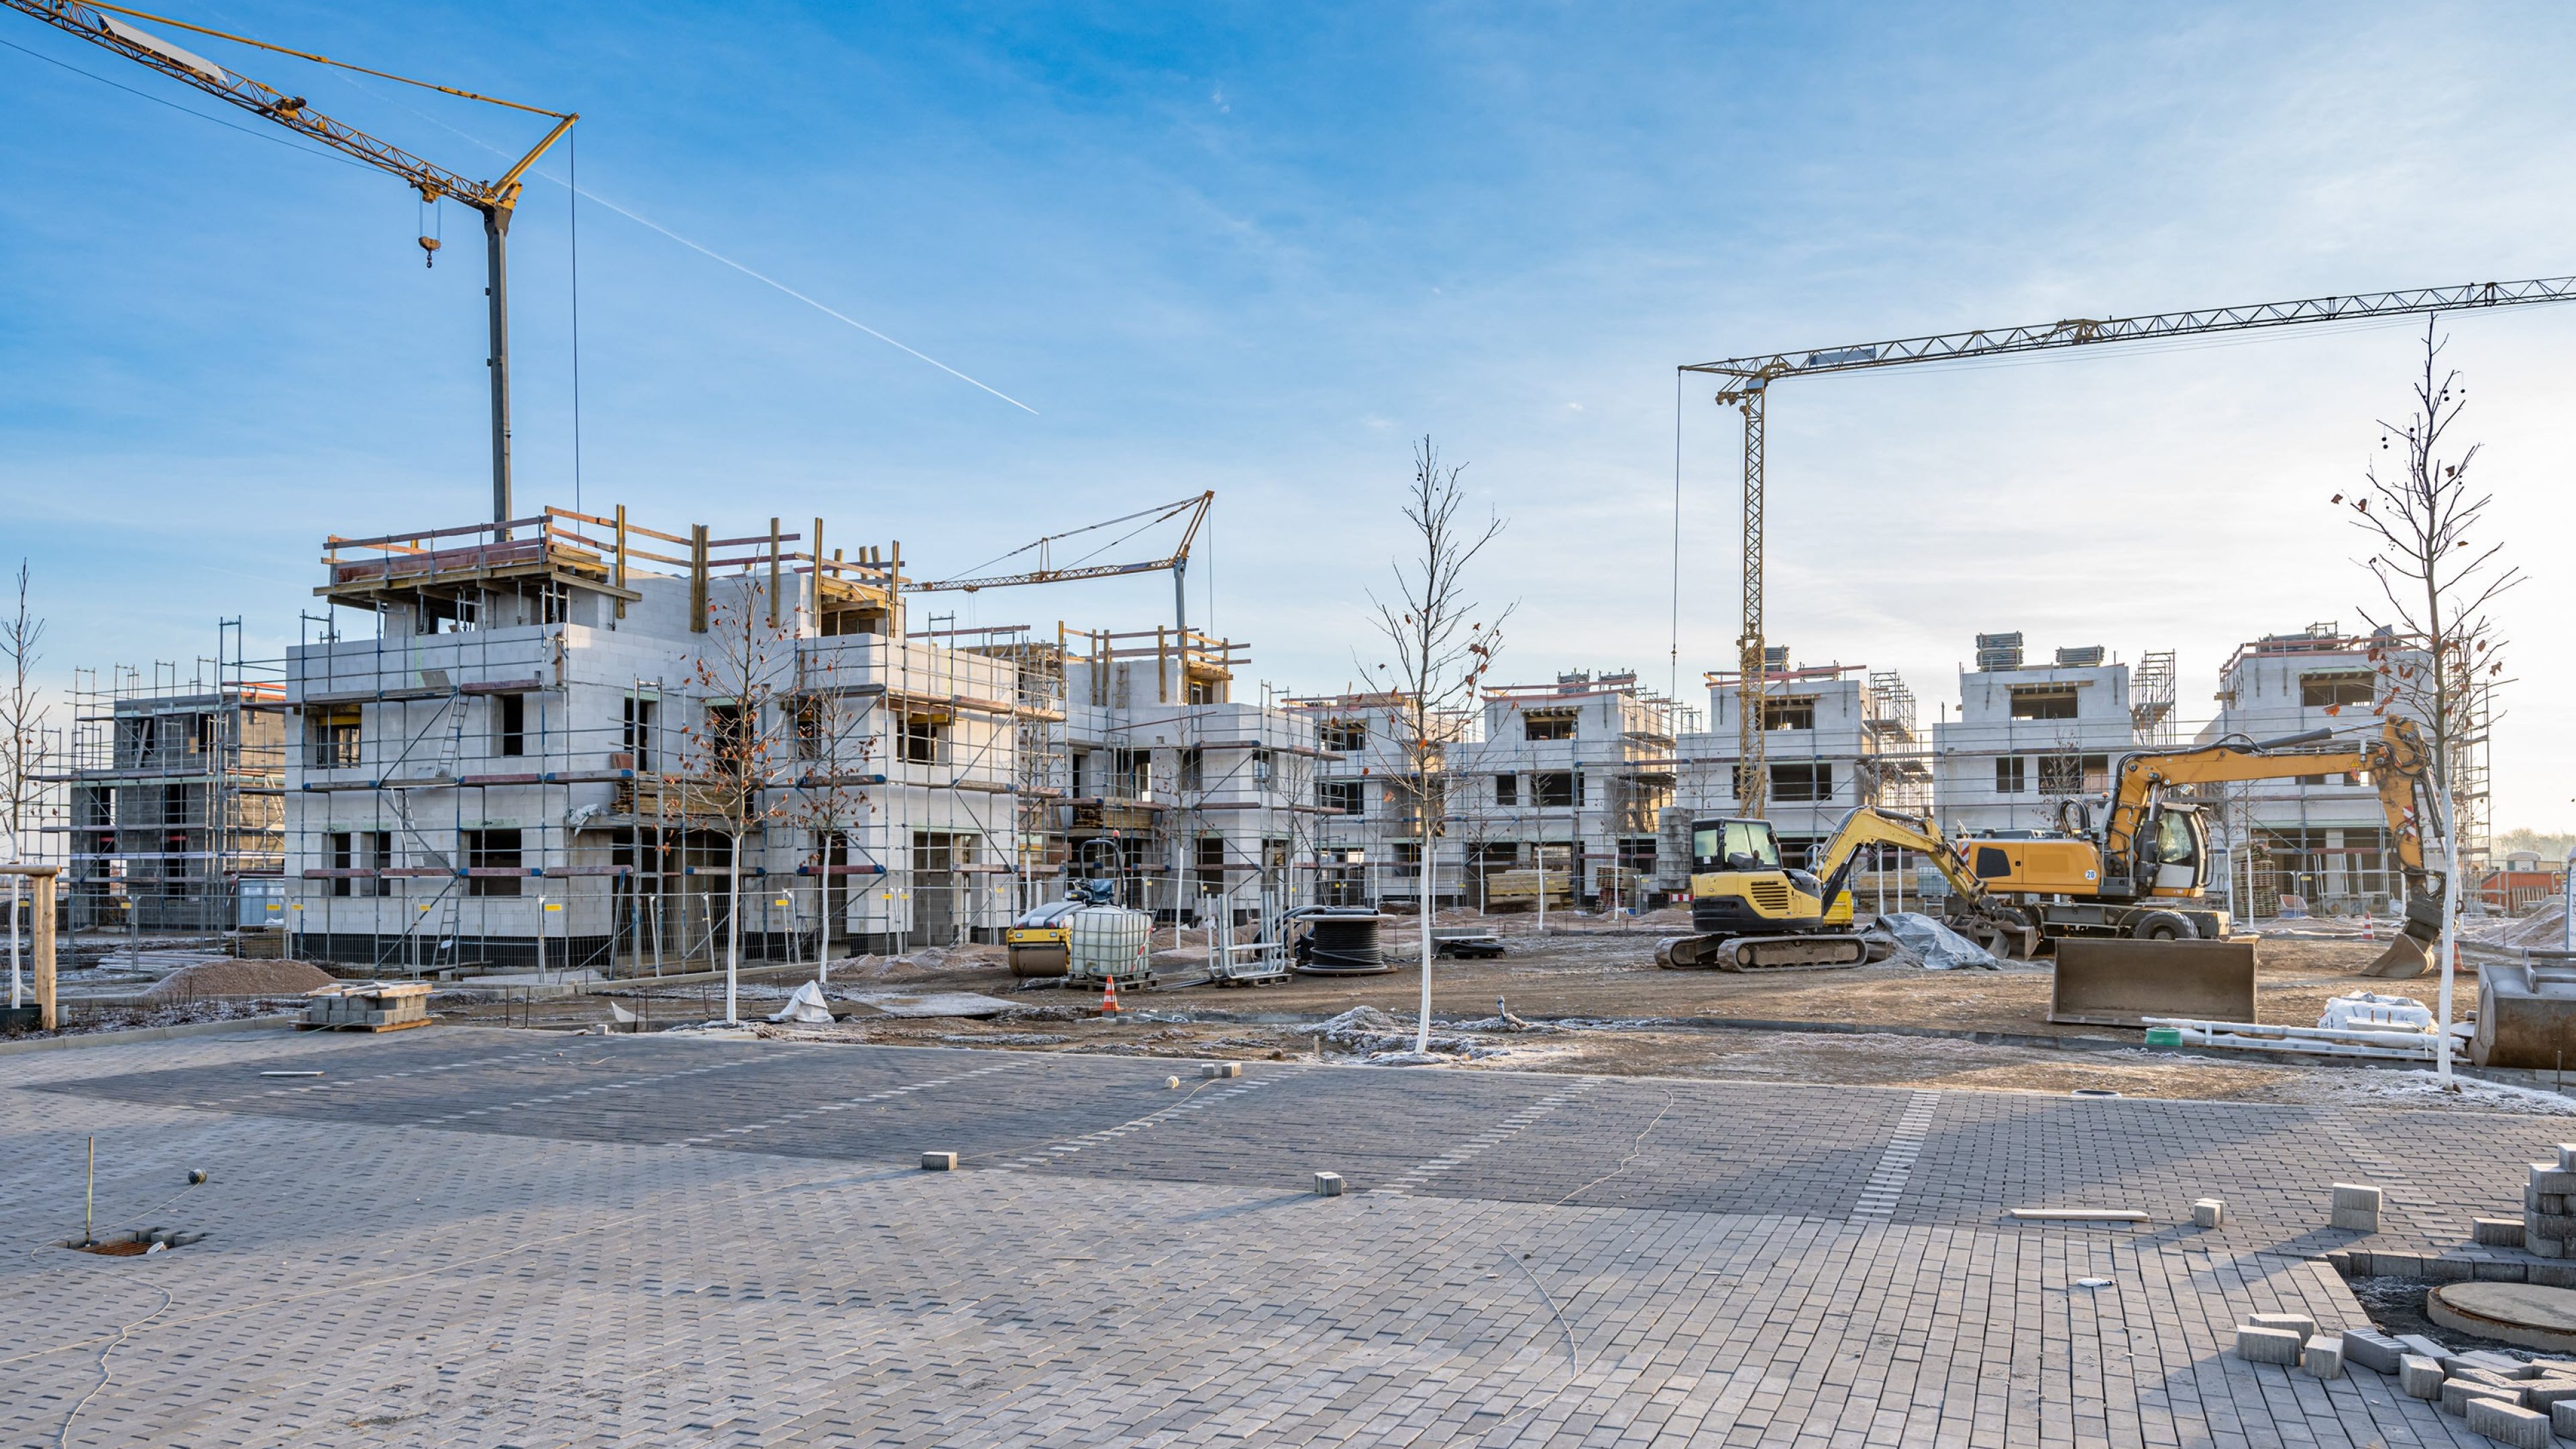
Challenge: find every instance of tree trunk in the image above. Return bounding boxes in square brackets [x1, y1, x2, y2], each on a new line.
[1415, 842, 1434, 1054]
[816, 831, 833, 985]
[724, 832, 743, 1024]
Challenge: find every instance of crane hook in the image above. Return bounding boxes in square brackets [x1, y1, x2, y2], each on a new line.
[419, 235, 441, 269]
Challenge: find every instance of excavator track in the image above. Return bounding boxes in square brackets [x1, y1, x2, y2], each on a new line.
[1655, 932, 1870, 972]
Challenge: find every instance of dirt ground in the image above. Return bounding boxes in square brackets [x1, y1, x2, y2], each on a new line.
[421, 924, 2559, 1110]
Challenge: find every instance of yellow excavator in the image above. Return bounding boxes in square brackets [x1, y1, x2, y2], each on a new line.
[1656, 808, 2035, 970]
[1959, 717, 2440, 976]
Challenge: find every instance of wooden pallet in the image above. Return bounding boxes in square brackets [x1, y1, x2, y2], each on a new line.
[297, 1016, 435, 1034]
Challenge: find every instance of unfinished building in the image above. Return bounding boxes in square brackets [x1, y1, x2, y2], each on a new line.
[271, 506, 1325, 974]
[1296, 671, 1688, 911]
[1668, 655, 1931, 875]
[1931, 633, 2174, 839]
[52, 647, 287, 936]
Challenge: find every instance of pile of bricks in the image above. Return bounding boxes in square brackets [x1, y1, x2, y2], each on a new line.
[299, 981, 433, 1032]
[2237, 1315, 2576, 1448]
[2528, 1146, 2576, 1258]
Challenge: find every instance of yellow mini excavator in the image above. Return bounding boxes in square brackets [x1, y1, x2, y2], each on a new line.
[1656, 807, 2035, 970]
[1958, 718, 2441, 977]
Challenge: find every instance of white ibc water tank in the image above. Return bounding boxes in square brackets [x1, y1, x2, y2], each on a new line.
[1066, 906, 1153, 981]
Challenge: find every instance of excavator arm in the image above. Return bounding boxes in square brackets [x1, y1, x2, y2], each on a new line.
[2100, 718, 2438, 969]
[1811, 806, 1990, 910]
[1807, 806, 2038, 955]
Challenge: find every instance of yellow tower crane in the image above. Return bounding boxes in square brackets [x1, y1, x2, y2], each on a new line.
[1680, 276, 2576, 819]
[5, 0, 574, 527]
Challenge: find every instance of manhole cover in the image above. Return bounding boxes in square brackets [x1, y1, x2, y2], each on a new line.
[2428, 1281, 2576, 1351]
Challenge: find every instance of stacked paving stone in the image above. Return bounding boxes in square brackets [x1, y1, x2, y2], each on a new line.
[2529, 1145, 2576, 1258]
[299, 981, 431, 1031]
[2239, 1319, 2576, 1449]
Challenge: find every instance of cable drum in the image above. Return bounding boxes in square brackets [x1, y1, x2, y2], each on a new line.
[1296, 909, 1391, 975]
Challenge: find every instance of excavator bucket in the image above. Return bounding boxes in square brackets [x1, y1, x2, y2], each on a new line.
[2048, 938, 2257, 1028]
[2359, 934, 2431, 979]
[2359, 893, 2444, 979]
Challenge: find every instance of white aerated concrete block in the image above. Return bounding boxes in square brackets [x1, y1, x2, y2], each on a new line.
[2249, 1311, 2319, 1341]
[2192, 1198, 2224, 1228]
[2331, 1182, 2381, 1230]
[2400, 1354, 2445, 1399]
[2477, 1217, 2529, 1248]
[1201, 1062, 1241, 1079]
[921, 1150, 957, 1171]
[2466, 1397, 2552, 1448]
[2235, 1326, 2304, 1365]
[2341, 1328, 2406, 1375]
[1313, 1171, 1346, 1197]
[2302, 1336, 2344, 1379]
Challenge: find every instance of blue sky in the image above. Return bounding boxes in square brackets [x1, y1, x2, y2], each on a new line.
[3, 1, 2571, 830]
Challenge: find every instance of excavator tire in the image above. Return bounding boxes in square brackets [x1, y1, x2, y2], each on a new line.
[2129, 911, 2195, 942]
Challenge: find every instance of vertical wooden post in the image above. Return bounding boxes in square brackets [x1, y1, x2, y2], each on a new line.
[689, 525, 709, 633]
[3, 868, 59, 1032]
[612, 504, 629, 620]
[1157, 625, 1169, 704]
[809, 517, 824, 626]
[767, 517, 782, 627]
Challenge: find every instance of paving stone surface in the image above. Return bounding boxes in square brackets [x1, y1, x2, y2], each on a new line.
[1, 1025, 2569, 1446]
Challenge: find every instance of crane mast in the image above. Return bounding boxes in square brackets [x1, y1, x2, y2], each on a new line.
[1682, 274, 2576, 820]
[5, 0, 576, 527]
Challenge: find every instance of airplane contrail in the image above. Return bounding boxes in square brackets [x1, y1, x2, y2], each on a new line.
[557, 181, 1039, 414]
[341, 71, 1038, 414]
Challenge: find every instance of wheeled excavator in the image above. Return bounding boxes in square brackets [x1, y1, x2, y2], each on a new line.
[1957, 718, 2442, 977]
[1655, 808, 2036, 970]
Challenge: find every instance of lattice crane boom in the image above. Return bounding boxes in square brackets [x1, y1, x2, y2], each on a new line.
[1680, 274, 2576, 819]
[5, 0, 576, 528]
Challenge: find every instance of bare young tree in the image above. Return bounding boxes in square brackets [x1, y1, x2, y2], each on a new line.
[785, 645, 875, 984]
[1364, 437, 1511, 1055]
[1, 561, 45, 1005]
[2337, 319, 2521, 807]
[0, 561, 45, 863]
[2337, 319, 2520, 1075]
[686, 580, 795, 1024]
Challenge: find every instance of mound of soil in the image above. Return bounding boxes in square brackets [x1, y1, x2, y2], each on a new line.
[143, 959, 336, 1000]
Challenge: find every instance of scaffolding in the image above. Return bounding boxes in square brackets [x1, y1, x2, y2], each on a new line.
[44, 623, 287, 943]
[2131, 649, 2178, 748]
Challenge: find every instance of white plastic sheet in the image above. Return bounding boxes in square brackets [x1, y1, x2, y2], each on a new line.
[765, 980, 835, 1024]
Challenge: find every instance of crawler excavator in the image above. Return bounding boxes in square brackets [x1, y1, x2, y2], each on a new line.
[1957, 717, 2443, 977]
[1655, 808, 2036, 970]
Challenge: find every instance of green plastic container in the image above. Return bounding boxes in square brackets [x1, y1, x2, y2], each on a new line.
[2144, 1027, 2184, 1046]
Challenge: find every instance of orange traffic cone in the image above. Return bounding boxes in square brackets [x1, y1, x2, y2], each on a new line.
[2363, 912, 2377, 943]
[1099, 973, 1123, 1022]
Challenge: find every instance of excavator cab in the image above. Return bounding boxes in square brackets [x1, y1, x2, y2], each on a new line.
[1681, 817, 1853, 940]
[2135, 804, 2210, 898]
